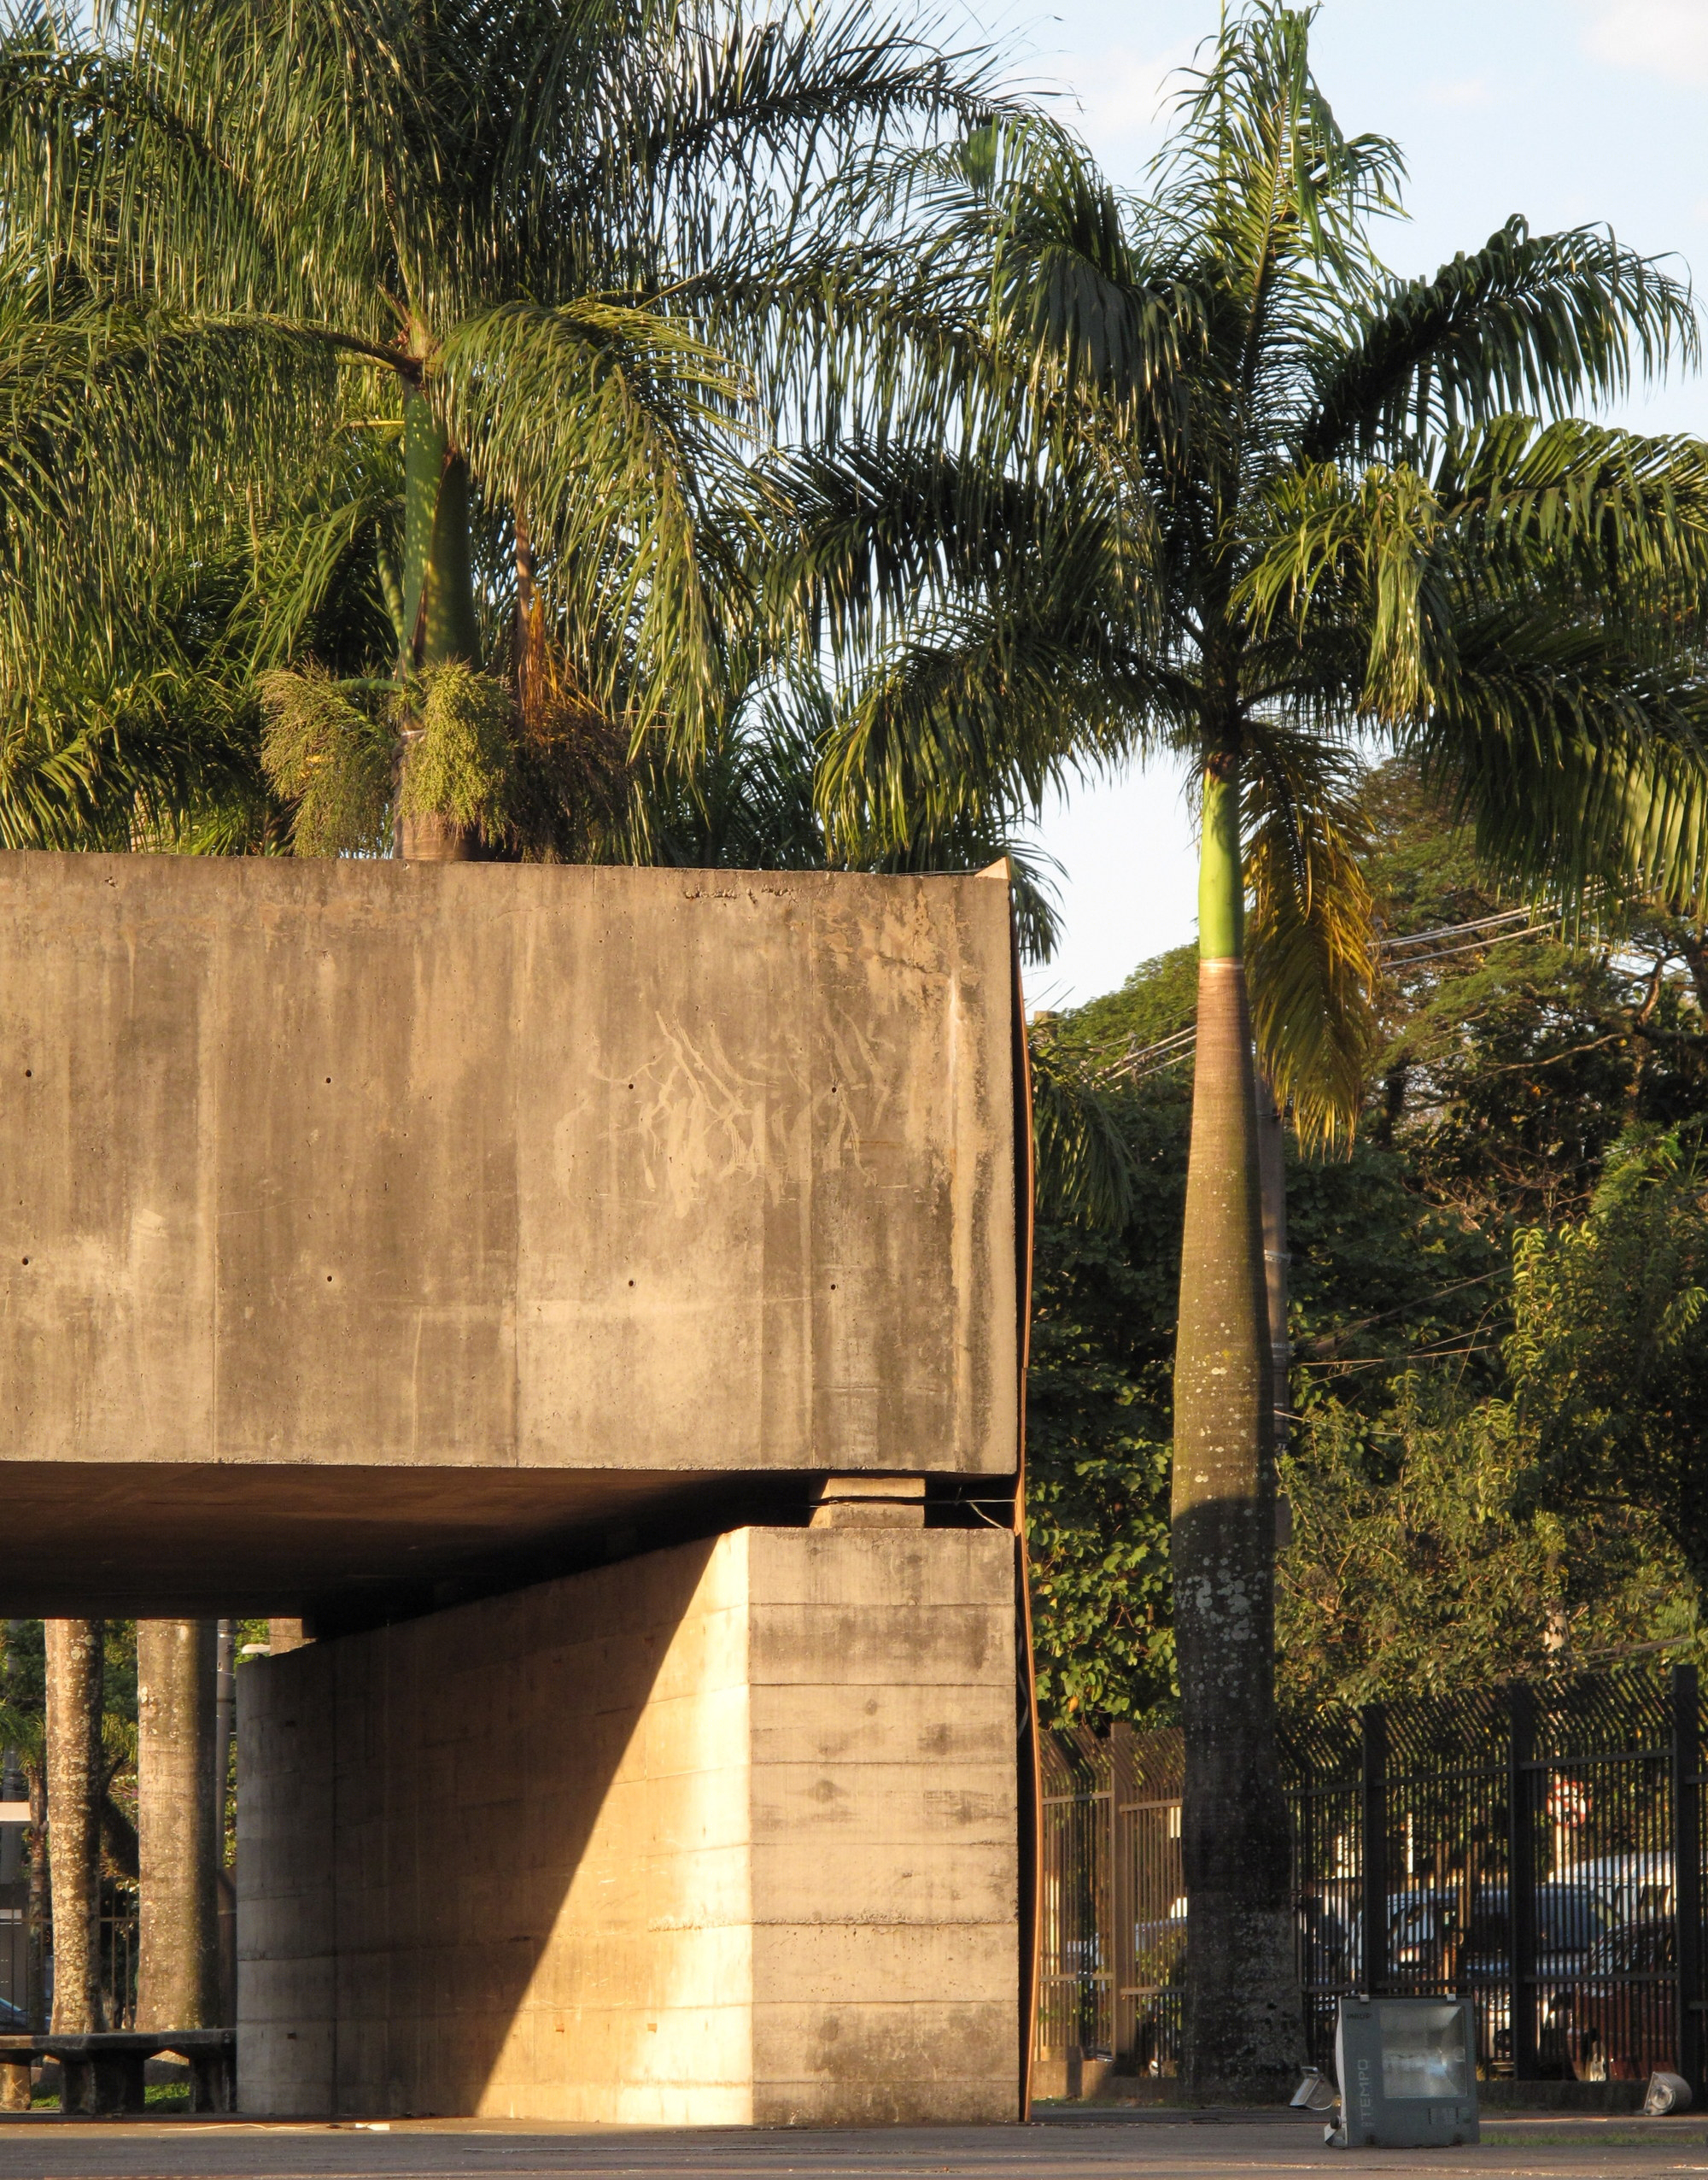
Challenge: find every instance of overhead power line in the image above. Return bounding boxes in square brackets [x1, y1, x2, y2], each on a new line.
[1084, 909, 1563, 1084]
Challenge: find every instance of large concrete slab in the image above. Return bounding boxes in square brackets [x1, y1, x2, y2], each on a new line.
[0, 856, 1018, 1614]
[238, 1528, 1020, 2126]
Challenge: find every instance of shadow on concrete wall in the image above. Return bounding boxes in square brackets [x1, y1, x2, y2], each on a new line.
[243, 1537, 722, 2118]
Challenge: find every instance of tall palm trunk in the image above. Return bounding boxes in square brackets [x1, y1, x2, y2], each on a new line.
[396, 379, 485, 863]
[1256, 1072, 1291, 1462]
[44, 1620, 104, 2033]
[136, 1621, 220, 2029]
[1170, 757, 1301, 2101]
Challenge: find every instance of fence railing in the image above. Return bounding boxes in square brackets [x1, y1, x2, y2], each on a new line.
[1037, 1665, 1707, 2090]
[101, 1882, 138, 2031]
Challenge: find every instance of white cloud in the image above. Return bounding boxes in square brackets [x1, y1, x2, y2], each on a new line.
[1582, 0, 1708, 86]
[1019, 38, 1198, 175]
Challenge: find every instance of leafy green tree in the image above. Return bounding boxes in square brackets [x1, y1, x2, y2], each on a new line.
[820, 1, 1708, 2089]
[1279, 1129, 1708, 1707]
[1025, 926, 1506, 1729]
[1361, 764, 1708, 1229]
[0, 0, 1004, 856]
[1027, 995, 1193, 1729]
[1509, 1129, 1708, 1583]
[1276, 1375, 1685, 1709]
[0, 1622, 48, 2029]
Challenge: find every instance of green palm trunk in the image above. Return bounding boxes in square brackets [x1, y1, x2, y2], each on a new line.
[398, 381, 484, 860]
[401, 385, 480, 673]
[1171, 758, 1300, 2099]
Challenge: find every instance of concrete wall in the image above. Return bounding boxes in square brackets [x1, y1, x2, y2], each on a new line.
[238, 1528, 1019, 2124]
[0, 854, 1015, 1481]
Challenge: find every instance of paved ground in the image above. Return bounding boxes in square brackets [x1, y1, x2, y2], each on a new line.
[0, 2112, 1702, 2180]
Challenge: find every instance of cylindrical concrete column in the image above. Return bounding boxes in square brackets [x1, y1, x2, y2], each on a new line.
[137, 1620, 220, 2029]
[44, 1619, 105, 2031]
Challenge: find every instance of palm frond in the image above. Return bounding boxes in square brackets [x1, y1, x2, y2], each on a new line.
[1437, 416, 1708, 608]
[1161, 0, 1404, 296]
[819, 597, 1160, 858]
[1416, 609, 1708, 917]
[1238, 458, 1447, 724]
[1027, 1027, 1135, 1227]
[435, 298, 754, 751]
[1301, 220, 1699, 464]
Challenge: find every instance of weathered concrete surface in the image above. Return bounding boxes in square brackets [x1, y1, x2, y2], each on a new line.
[0, 856, 1016, 1613]
[237, 1528, 1019, 2126]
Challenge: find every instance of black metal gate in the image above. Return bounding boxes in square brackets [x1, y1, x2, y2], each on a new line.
[1036, 1666, 1707, 2091]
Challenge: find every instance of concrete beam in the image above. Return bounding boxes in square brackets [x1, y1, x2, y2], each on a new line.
[0, 858, 1019, 1613]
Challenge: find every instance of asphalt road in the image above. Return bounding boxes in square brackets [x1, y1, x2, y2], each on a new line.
[0, 2113, 1702, 2180]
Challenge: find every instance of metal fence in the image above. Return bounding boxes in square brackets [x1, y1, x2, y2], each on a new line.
[100, 1882, 138, 2031]
[1036, 1666, 1706, 2090]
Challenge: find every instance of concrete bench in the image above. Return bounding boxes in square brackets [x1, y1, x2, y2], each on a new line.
[0, 2029, 235, 2115]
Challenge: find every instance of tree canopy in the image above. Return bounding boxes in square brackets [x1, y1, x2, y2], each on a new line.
[0, 0, 1010, 851]
[1029, 759, 1708, 1727]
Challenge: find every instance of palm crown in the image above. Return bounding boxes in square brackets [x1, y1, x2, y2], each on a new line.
[0, 0, 1001, 847]
[818, 2, 1708, 1135]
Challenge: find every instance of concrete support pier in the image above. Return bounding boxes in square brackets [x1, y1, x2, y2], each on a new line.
[238, 1528, 1020, 2124]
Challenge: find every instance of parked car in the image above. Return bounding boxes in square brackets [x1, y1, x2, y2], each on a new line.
[1296, 1895, 1359, 1990]
[1459, 1884, 1617, 1977]
[1316, 1884, 1614, 2068]
[1543, 1920, 1678, 2082]
[1569, 1854, 1673, 1925]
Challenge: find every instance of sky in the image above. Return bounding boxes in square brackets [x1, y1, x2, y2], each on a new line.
[980, 0, 1708, 1012]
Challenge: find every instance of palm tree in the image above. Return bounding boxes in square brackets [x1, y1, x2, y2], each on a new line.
[136, 1621, 220, 2031]
[0, 0, 1004, 855]
[814, 2, 1708, 2095]
[44, 1620, 104, 2038]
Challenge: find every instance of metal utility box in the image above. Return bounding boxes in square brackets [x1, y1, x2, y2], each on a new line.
[1329, 1997, 1480, 2148]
